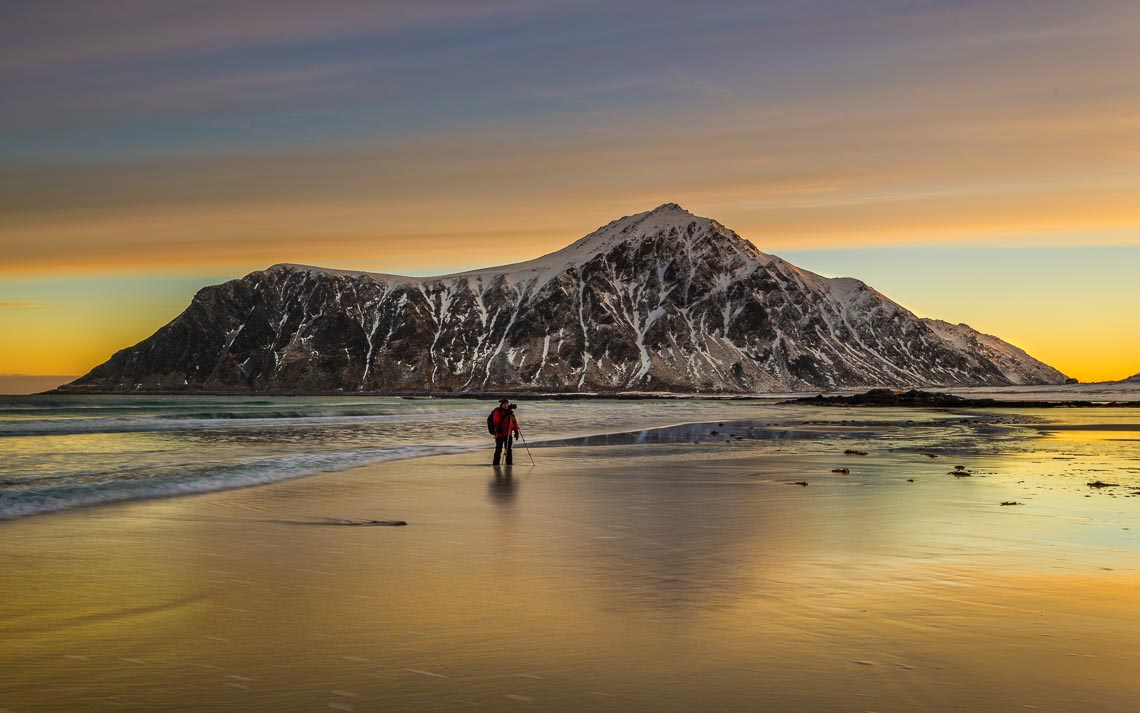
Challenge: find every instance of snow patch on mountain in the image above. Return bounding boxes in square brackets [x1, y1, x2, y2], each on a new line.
[921, 319, 1067, 386]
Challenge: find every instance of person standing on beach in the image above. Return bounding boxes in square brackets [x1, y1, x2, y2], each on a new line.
[489, 399, 520, 466]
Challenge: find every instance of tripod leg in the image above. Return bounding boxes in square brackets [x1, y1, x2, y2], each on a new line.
[517, 429, 536, 466]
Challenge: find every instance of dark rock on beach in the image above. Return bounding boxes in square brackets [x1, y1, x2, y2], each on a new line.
[793, 388, 1131, 408]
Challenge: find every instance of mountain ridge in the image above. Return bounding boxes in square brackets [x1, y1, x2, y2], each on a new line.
[264, 203, 771, 283]
[63, 203, 1068, 394]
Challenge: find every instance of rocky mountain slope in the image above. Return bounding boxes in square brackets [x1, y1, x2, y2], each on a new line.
[64, 203, 1068, 394]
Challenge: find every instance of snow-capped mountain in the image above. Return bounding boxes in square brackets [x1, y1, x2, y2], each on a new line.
[919, 319, 1068, 387]
[64, 203, 1068, 394]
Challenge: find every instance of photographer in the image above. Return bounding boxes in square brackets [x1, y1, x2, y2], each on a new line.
[488, 399, 520, 466]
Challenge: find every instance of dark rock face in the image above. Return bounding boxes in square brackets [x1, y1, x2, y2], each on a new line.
[65, 204, 1069, 394]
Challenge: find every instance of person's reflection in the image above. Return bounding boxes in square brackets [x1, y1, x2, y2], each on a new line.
[489, 465, 517, 504]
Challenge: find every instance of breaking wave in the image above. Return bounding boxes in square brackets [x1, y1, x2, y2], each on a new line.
[0, 393, 792, 521]
[0, 411, 473, 437]
[0, 445, 474, 521]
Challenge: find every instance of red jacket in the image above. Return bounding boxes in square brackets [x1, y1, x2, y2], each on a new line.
[491, 407, 519, 438]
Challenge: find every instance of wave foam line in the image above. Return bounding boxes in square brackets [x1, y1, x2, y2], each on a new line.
[0, 410, 476, 437]
[0, 445, 475, 521]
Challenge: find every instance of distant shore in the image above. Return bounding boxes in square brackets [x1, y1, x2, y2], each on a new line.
[44, 383, 1140, 404]
[790, 388, 1140, 408]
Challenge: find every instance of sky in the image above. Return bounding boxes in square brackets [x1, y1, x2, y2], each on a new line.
[2, 0, 1138, 392]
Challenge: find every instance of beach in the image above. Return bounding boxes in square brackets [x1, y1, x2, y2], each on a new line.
[2, 401, 1140, 711]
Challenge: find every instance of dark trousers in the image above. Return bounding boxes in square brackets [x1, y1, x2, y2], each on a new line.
[493, 435, 513, 465]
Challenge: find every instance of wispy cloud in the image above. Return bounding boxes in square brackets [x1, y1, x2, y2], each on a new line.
[0, 0, 544, 70]
[0, 301, 44, 309]
[4, 69, 1138, 275]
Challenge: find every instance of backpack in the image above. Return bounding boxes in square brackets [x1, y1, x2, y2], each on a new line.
[487, 410, 498, 435]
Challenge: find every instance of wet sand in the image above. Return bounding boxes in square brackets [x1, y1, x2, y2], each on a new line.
[2, 407, 1139, 712]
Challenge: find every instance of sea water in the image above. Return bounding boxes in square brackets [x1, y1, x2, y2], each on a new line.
[0, 395, 785, 520]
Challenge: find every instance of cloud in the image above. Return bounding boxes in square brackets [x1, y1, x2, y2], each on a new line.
[3, 74, 1138, 276]
[0, 301, 43, 309]
[0, 0, 544, 70]
[3, 0, 1138, 277]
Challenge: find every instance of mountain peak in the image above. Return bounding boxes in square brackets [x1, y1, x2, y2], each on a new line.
[648, 202, 690, 216]
[635, 202, 701, 230]
[603, 202, 700, 233]
[431, 202, 776, 287]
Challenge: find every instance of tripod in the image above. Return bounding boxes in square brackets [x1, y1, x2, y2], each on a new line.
[514, 423, 536, 466]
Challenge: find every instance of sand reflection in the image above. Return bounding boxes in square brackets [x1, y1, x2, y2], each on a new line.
[1, 406, 1138, 711]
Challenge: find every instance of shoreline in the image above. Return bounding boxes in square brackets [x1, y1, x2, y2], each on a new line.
[0, 408, 824, 523]
[790, 388, 1140, 408]
[0, 409, 893, 523]
[5, 398, 1140, 524]
[37, 385, 1140, 405]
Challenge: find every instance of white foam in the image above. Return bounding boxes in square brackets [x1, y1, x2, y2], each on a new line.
[0, 445, 473, 521]
[0, 409, 475, 437]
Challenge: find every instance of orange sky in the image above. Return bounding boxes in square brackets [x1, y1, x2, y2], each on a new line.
[2, 0, 1138, 388]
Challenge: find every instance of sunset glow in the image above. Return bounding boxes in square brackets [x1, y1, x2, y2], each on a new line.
[6, 11, 1140, 713]
[2, 0, 1138, 388]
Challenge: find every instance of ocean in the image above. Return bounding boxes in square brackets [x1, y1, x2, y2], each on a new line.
[0, 395, 779, 520]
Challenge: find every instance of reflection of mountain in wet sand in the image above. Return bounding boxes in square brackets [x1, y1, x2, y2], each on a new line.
[1, 405, 1139, 711]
